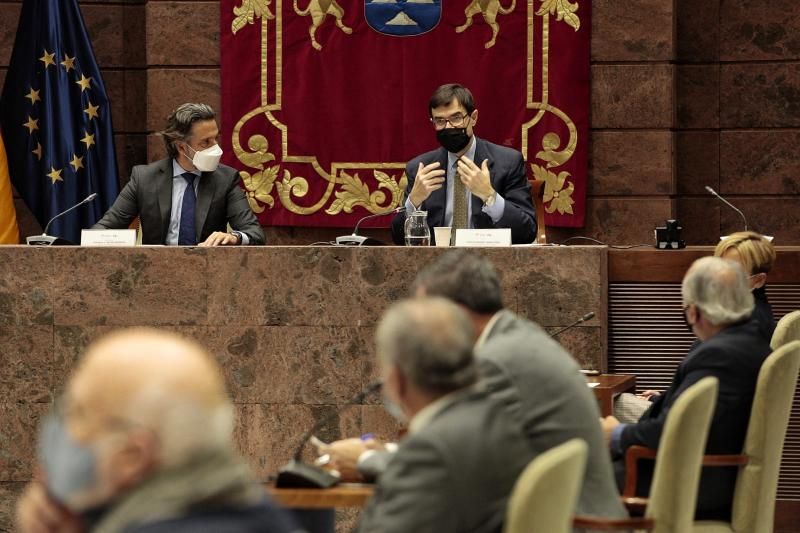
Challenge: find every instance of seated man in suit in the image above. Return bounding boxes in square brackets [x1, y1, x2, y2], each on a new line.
[391, 84, 536, 245]
[323, 251, 626, 527]
[358, 297, 536, 533]
[16, 329, 298, 533]
[602, 256, 772, 520]
[93, 103, 265, 246]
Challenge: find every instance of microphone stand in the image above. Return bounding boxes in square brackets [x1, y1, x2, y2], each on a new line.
[549, 312, 595, 339]
[705, 186, 748, 232]
[276, 381, 383, 488]
[335, 207, 405, 246]
[26, 193, 98, 246]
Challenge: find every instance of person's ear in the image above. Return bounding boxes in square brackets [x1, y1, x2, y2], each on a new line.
[752, 272, 767, 289]
[108, 430, 158, 492]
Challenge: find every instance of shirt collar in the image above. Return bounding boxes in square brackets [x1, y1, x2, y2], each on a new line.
[172, 159, 201, 179]
[408, 388, 472, 434]
[447, 135, 478, 169]
[475, 311, 504, 350]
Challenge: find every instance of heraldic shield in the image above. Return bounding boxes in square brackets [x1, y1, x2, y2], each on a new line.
[365, 0, 441, 36]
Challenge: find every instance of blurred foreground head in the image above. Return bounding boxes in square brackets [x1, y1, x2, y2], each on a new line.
[40, 328, 234, 511]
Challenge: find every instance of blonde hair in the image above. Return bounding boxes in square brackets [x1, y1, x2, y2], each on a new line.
[714, 231, 775, 275]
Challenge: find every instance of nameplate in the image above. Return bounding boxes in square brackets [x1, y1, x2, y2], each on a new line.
[80, 229, 137, 246]
[454, 229, 512, 247]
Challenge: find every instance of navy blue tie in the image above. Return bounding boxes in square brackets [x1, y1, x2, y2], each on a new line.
[178, 173, 197, 245]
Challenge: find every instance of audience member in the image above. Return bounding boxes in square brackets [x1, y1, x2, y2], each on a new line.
[324, 251, 626, 525]
[602, 257, 771, 520]
[357, 297, 536, 533]
[16, 328, 299, 533]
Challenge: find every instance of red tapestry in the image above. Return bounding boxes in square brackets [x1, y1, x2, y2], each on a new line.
[220, 0, 589, 228]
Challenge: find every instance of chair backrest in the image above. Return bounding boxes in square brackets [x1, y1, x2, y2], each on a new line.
[528, 179, 547, 244]
[730, 340, 800, 533]
[503, 438, 587, 533]
[771, 310, 800, 349]
[646, 377, 719, 533]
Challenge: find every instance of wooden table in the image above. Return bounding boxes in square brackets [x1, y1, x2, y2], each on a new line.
[588, 374, 636, 416]
[269, 484, 375, 509]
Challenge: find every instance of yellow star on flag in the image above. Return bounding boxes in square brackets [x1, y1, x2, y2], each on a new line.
[84, 102, 100, 120]
[39, 50, 56, 69]
[75, 74, 92, 92]
[81, 131, 95, 149]
[23, 116, 39, 134]
[61, 54, 76, 72]
[32, 142, 43, 160]
[47, 167, 63, 184]
[69, 154, 84, 171]
[25, 88, 41, 104]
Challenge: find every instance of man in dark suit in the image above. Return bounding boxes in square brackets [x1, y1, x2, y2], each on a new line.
[391, 84, 536, 245]
[602, 256, 771, 520]
[93, 103, 265, 245]
[323, 252, 626, 529]
[358, 297, 536, 533]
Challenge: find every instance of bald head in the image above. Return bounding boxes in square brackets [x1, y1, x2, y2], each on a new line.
[67, 328, 234, 467]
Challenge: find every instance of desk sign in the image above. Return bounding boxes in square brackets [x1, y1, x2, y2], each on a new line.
[454, 229, 512, 247]
[80, 229, 137, 246]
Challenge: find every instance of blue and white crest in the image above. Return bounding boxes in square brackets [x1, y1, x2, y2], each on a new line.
[365, 0, 441, 36]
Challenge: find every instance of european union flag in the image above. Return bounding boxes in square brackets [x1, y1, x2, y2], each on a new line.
[0, 0, 119, 244]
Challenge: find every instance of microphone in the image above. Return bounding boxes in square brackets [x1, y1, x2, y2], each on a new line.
[27, 193, 98, 246]
[549, 312, 595, 339]
[275, 380, 383, 488]
[705, 186, 748, 231]
[335, 206, 406, 246]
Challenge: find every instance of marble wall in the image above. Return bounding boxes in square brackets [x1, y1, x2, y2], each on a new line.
[0, 245, 607, 528]
[2, 0, 799, 244]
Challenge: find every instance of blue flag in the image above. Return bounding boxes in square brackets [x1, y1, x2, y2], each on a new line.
[0, 0, 119, 243]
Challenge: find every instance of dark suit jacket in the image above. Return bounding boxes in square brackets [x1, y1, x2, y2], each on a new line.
[479, 311, 627, 524]
[391, 138, 536, 244]
[618, 318, 771, 519]
[752, 286, 776, 342]
[93, 158, 265, 245]
[358, 389, 536, 533]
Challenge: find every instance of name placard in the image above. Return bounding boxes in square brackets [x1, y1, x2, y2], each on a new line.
[81, 229, 137, 247]
[454, 229, 512, 247]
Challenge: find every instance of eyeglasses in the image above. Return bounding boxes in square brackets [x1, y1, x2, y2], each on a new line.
[430, 113, 470, 129]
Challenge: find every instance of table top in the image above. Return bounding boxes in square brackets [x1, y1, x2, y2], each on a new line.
[268, 484, 375, 508]
[586, 373, 636, 391]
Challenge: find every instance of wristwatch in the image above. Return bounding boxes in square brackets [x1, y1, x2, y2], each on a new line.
[231, 231, 243, 245]
[483, 191, 497, 207]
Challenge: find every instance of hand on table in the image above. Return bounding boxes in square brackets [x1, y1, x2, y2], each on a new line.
[199, 231, 240, 246]
[316, 438, 383, 482]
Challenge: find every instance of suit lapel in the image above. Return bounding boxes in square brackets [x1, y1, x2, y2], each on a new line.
[195, 170, 217, 241]
[157, 159, 173, 243]
[425, 148, 449, 227]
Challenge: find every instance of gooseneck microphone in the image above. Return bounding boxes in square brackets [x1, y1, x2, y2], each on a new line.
[549, 312, 595, 339]
[335, 206, 406, 246]
[27, 193, 98, 246]
[275, 380, 383, 488]
[705, 186, 748, 231]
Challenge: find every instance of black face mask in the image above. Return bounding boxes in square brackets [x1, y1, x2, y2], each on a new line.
[436, 127, 471, 154]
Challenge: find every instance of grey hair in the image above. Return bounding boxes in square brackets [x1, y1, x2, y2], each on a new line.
[376, 297, 477, 395]
[682, 256, 755, 326]
[125, 383, 235, 468]
[159, 103, 216, 159]
[412, 250, 503, 314]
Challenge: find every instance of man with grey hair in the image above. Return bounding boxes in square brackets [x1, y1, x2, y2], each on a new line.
[602, 256, 772, 520]
[16, 328, 298, 533]
[93, 103, 265, 245]
[358, 297, 536, 533]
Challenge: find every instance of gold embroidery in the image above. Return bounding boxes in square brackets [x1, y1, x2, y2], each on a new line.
[241, 166, 279, 213]
[326, 170, 408, 215]
[532, 164, 574, 215]
[536, 0, 580, 31]
[455, 0, 516, 49]
[293, 0, 352, 51]
[231, 0, 275, 34]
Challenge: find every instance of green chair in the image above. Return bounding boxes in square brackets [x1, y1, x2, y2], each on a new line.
[574, 377, 719, 532]
[693, 340, 800, 533]
[771, 310, 800, 349]
[503, 438, 587, 533]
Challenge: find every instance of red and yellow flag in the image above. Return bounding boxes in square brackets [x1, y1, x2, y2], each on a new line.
[0, 133, 20, 244]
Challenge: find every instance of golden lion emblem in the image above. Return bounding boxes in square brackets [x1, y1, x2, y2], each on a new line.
[293, 0, 352, 51]
[456, 0, 516, 49]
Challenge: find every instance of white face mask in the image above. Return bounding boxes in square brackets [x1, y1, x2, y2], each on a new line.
[185, 143, 223, 172]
